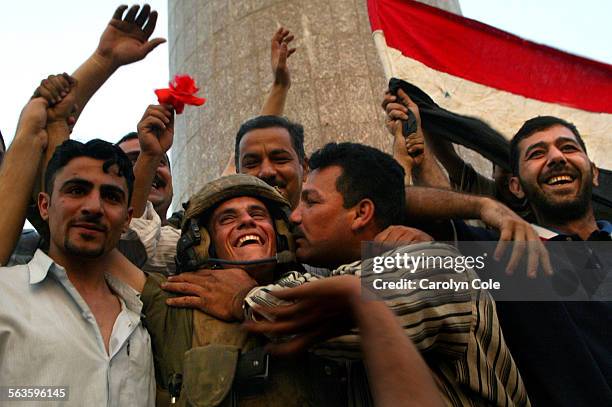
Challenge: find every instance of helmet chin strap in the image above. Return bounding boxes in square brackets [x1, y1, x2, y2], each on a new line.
[206, 250, 295, 266]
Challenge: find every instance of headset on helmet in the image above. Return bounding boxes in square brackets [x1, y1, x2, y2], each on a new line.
[175, 174, 295, 273]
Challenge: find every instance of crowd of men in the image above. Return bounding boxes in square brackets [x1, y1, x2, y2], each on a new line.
[0, 4, 610, 407]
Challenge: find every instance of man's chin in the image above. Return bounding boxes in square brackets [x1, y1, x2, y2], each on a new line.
[229, 246, 274, 263]
[64, 243, 105, 259]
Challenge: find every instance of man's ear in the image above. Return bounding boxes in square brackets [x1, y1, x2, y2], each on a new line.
[38, 192, 51, 221]
[591, 162, 599, 187]
[509, 176, 525, 199]
[122, 207, 134, 234]
[350, 199, 375, 232]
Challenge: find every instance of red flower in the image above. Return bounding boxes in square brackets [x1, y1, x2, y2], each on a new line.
[155, 75, 206, 114]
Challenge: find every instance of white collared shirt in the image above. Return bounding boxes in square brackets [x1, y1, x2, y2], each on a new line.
[0, 250, 154, 406]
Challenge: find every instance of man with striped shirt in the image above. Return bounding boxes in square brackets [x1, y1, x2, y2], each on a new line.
[246, 142, 530, 406]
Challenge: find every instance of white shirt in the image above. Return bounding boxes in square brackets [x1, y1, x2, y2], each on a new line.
[126, 201, 180, 275]
[0, 250, 154, 406]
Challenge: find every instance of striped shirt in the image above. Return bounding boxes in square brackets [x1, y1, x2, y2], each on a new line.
[245, 242, 530, 406]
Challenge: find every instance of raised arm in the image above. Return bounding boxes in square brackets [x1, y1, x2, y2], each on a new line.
[383, 89, 495, 193]
[0, 99, 48, 264]
[34, 73, 78, 194]
[260, 27, 296, 116]
[222, 27, 297, 176]
[132, 104, 174, 217]
[382, 89, 450, 188]
[71, 4, 165, 122]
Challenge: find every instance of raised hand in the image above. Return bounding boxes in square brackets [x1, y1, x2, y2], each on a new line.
[136, 104, 175, 158]
[96, 4, 166, 69]
[270, 27, 296, 88]
[33, 73, 78, 127]
[382, 89, 426, 167]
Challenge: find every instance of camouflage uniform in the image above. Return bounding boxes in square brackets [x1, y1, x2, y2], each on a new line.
[142, 175, 361, 406]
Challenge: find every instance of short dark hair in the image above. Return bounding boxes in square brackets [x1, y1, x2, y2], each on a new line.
[45, 139, 135, 204]
[309, 142, 406, 229]
[115, 131, 138, 146]
[234, 116, 305, 168]
[510, 116, 586, 175]
[115, 131, 171, 172]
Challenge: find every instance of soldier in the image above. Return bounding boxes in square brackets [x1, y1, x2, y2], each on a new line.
[124, 173, 441, 406]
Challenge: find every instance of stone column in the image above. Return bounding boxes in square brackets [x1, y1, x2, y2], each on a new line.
[168, 0, 461, 206]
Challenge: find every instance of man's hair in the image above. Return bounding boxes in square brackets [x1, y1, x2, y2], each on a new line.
[309, 142, 406, 229]
[115, 131, 138, 146]
[45, 139, 135, 204]
[115, 131, 171, 173]
[510, 116, 586, 175]
[234, 116, 305, 168]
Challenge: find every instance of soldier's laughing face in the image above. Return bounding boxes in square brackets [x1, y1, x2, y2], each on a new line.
[208, 196, 277, 264]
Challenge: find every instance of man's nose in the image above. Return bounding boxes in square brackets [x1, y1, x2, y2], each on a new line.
[289, 204, 302, 225]
[258, 159, 276, 179]
[546, 146, 567, 167]
[237, 211, 257, 229]
[80, 191, 103, 216]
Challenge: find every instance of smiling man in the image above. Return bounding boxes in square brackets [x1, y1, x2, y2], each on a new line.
[509, 116, 602, 238]
[117, 131, 173, 222]
[235, 115, 307, 210]
[487, 116, 612, 407]
[0, 139, 154, 406]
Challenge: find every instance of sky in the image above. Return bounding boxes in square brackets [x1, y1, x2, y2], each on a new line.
[0, 0, 169, 147]
[0, 0, 609, 150]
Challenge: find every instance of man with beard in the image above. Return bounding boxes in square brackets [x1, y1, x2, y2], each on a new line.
[0, 137, 155, 405]
[491, 116, 612, 406]
[508, 116, 606, 239]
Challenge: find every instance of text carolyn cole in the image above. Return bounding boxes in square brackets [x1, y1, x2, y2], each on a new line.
[371, 278, 501, 291]
[372, 252, 487, 274]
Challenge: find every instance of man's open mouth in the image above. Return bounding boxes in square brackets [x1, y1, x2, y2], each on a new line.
[235, 234, 264, 247]
[152, 176, 166, 191]
[544, 174, 575, 186]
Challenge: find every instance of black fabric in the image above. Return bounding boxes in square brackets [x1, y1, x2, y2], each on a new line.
[389, 77, 511, 170]
[389, 78, 612, 220]
[593, 168, 612, 220]
[455, 222, 612, 406]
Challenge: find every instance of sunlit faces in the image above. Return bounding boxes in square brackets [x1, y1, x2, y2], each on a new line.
[510, 125, 598, 220]
[208, 196, 277, 264]
[118, 138, 173, 214]
[289, 166, 357, 268]
[238, 127, 306, 209]
[38, 157, 133, 259]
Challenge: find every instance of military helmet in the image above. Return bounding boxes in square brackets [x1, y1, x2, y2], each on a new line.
[175, 174, 295, 272]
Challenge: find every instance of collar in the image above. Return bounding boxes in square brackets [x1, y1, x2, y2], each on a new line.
[27, 249, 143, 314]
[532, 220, 612, 241]
[28, 249, 55, 284]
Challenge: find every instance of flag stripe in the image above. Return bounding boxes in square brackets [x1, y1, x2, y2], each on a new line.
[367, 0, 612, 113]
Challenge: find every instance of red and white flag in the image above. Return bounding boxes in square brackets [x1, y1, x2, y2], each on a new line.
[368, 0, 612, 169]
